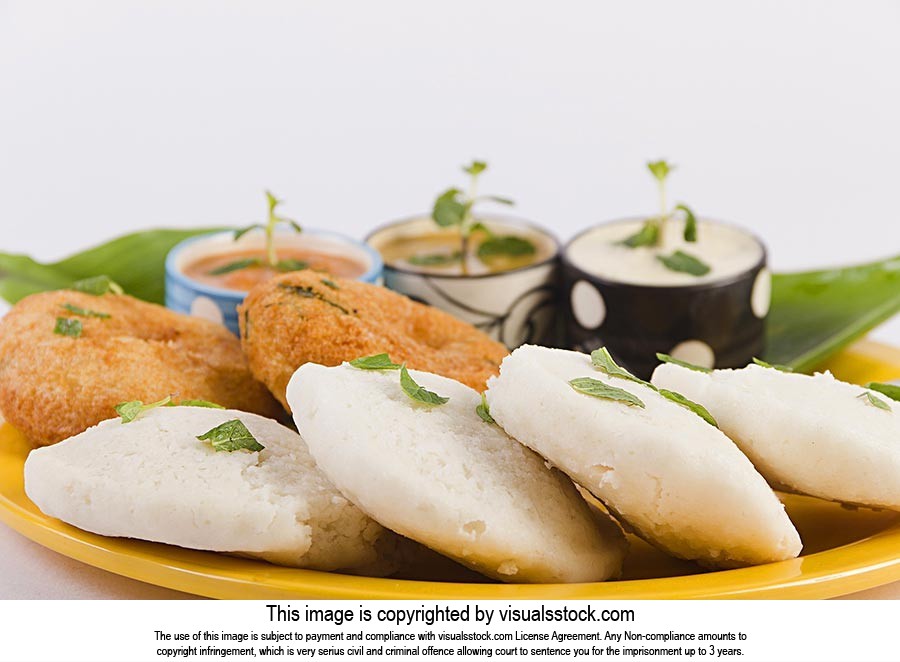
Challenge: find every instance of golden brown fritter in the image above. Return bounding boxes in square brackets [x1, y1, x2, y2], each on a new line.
[238, 272, 509, 410]
[0, 290, 282, 446]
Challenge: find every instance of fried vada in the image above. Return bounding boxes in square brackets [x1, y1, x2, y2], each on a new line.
[0, 289, 282, 446]
[238, 272, 508, 409]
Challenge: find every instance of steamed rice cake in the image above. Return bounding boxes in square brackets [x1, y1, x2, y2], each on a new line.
[288, 362, 627, 583]
[486, 345, 802, 568]
[24, 406, 395, 573]
[652, 363, 900, 511]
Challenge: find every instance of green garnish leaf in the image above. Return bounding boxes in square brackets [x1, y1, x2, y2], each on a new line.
[115, 395, 172, 423]
[657, 250, 711, 276]
[432, 188, 467, 228]
[176, 399, 225, 409]
[400, 365, 449, 406]
[276, 283, 350, 314]
[865, 382, 900, 403]
[320, 278, 340, 290]
[208, 258, 262, 275]
[858, 391, 892, 411]
[407, 251, 463, 267]
[349, 353, 402, 370]
[463, 160, 487, 176]
[677, 203, 698, 242]
[275, 258, 309, 273]
[656, 353, 712, 373]
[476, 195, 514, 206]
[286, 220, 303, 234]
[591, 347, 651, 387]
[476, 235, 536, 260]
[61, 303, 110, 319]
[568, 377, 645, 408]
[71, 275, 124, 296]
[752, 357, 793, 372]
[233, 224, 262, 241]
[476, 393, 495, 424]
[197, 419, 265, 452]
[53, 317, 82, 337]
[647, 160, 674, 183]
[620, 222, 659, 248]
[658, 388, 718, 427]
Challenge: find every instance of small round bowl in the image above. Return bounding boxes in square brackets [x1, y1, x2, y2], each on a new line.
[562, 217, 770, 379]
[165, 229, 383, 335]
[367, 215, 561, 348]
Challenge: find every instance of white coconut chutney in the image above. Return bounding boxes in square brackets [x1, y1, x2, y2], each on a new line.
[566, 218, 764, 286]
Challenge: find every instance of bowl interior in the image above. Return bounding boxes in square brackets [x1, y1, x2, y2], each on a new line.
[368, 216, 559, 276]
[565, 217, 765, 288]
[170, 229, 381, 296]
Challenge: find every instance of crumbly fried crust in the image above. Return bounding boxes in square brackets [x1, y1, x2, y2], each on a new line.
[0, 290, 282, 446]
[238, 272, 508, 410]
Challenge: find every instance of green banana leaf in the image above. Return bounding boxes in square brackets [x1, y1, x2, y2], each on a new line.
[765, 254, 900, 371]
[0, 228, 227, 305]
[0, 230, 897, 371]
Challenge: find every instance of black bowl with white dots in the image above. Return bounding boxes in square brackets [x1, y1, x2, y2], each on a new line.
[562, 225, 770, 380]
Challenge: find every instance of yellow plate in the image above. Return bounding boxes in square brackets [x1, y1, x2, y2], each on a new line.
[2, 340, 900, 599]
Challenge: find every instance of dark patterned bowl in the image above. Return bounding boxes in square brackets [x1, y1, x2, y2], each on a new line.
[367, 216, 561, 348]
[562, 219, 770, 379]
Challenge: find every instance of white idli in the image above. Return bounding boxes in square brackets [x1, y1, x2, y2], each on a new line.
[486, 345, 802, 568]
[288, 362, 627, 583]
[24, 406, 394, 573]
[652, 362, 900, 510]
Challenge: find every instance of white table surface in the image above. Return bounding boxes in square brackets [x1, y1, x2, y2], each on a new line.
[2, 0, 899, 600]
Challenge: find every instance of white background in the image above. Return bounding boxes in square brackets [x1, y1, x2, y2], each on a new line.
[1, 0, 899, 342]
[0, 1, 899, 600]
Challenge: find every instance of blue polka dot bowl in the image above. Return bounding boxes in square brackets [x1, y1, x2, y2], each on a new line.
[562, 217, 769, 379]
[165, 229, 383, 335]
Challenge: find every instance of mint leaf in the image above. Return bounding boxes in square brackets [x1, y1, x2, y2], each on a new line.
[349, 353, 402, 370]
[71, 275, 124, 296]
[569, 377, 645, 408]
[463, 160, 487, 176]
[658, 389, 718, 427]
[233, 224, 262, 241]
[591, 347, 651, 387]
[407, 251, 462, 266]
[53, 317, 82, 337]
[677, 203, 698, 242]
[61, 303, 110, 319]
[647, 160, 674, 182]
[865, 382, 900, 403]
[752, 357, 793, 372]
[656, 353, 712, 373]
[197, 419, 264, 452]
[115, 395, 172, 423]
[208, 258, 262, 275]
[657, 250, 711, 276]
[176, 399, 225, 409]
[476, 392, 494, 424]
[476, 195, 514, 205]
[620, 222, 659, 248]
[275, 258, 309, 272]
[432, 188, 466, 228]
[476, 235, 536, 260]
[400, 365, 449, 406]
[858, 391, 892, 411]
